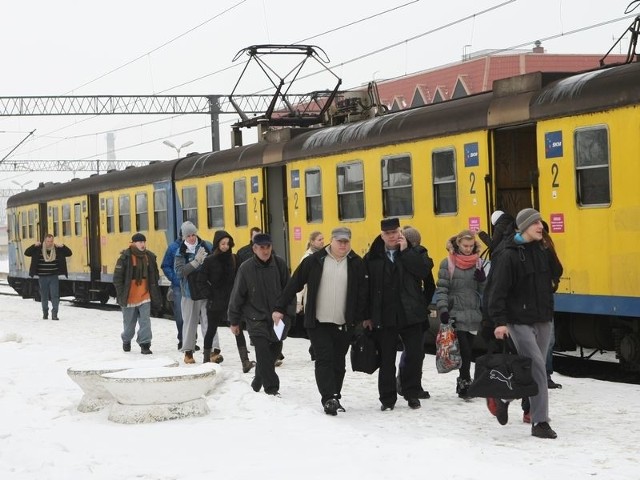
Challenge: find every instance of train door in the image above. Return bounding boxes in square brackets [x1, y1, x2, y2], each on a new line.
[263, 166, 290, 266]
[38, 203, 47, 240]
[490, 124, 539, 218]
[87, 194, 102, 284]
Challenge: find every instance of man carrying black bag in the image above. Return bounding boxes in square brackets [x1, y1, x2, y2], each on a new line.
[485, 208, 563, 439]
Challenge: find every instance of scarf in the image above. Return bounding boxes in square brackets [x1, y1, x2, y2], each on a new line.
[42, 245, 56, 263]
[447, 252, 479, 279]
[130, 246, 149, 286]
[185, 240, 197, 255]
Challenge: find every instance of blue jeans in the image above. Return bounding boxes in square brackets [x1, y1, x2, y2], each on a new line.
[38, 275, 60, 316]
[121, 302, 152, 345]
[172, 285, 183, 343]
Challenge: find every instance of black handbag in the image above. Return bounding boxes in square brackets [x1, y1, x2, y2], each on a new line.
[350, 332, 381, 374]
[468, 347, 539, 400]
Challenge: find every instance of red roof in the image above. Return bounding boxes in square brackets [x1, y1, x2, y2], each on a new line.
[375, 52, 629, 109]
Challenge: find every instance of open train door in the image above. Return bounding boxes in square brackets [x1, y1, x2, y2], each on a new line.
[489, 124, 540, 219]
[86, 194, 105, 302]
[262, 166, 290, 267]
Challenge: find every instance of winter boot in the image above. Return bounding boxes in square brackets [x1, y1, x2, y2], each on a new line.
[184, 351, 195, 364]
[140, 343, 152, 355]
[238, 346, 256, 373]
[211, 348, 224, 364]
[122, 341, 131, 352]
[456, 377, 471, 399]
[202, 348, 212, 363]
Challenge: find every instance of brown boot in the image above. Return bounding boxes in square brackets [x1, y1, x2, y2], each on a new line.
[184, 351, 195, 364]
[238, 346, 255, 373]
[210, 348, 224, 364]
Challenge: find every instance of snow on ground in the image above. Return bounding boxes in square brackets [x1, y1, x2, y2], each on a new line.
[0, 293, 638, 480]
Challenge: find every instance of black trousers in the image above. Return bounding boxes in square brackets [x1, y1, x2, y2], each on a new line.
[374, 322, 424, 405]
[307, 322, 351, 405]
[457, 330, 475, 381]
[250, 336, 281, 394]
[203, 308, 221, 350]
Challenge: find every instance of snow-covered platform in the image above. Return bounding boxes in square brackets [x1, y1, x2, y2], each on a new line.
[101, 363, 218, 424]
[67, 357, 179, 413]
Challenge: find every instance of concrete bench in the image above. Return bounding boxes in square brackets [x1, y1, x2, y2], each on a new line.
[101, 363, 218, 424]
[67, 357, 179, 413]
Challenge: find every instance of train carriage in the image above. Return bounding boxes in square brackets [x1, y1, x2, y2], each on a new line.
[6, 60, 640, 368]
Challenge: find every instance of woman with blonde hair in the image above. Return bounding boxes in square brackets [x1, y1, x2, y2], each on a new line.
[435, 229, 486, 398]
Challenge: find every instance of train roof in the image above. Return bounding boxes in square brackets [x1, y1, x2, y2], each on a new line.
[7, 61, 640, 205]
[7, 159, 179, 208]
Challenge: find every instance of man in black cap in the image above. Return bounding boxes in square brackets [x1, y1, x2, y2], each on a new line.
[228, 233, 295, 396]
[363, 218, 431, 411]
[273, 227, 368, 415]
[113, 233, 162, 354]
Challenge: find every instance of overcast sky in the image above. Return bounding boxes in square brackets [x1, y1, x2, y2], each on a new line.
[1, 0, 639, 190]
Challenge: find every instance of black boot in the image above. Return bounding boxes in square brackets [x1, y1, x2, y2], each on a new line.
[202, 348, 211, 363]
[140, 343, 152, 355]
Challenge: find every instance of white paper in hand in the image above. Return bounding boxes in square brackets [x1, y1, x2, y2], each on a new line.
[273, 320, 285, 340]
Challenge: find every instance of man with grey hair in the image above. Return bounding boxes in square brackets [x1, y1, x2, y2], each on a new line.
[273, 227, 368, 415]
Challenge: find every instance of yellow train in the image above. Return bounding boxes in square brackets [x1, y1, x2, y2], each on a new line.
[8, 61, 640, 368]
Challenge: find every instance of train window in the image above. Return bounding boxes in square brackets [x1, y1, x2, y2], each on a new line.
[119, 195, 131, 233]
[305, 169, 323, 222]
[74, 203, 82, 236]
[337, 162, 365, 220]
[233, 179, 248, 227]
[21, 212, 27, 239]
[574, 126, 611, 206]
[51, 206, 60, 237]
[381, 155, 413, 217]
[135, 193, 149, 231]
[28, 209, 35, 239]
[62, 204, 72, 237]
[153, 190, 167, 231]
[432, 148, 458, 214]
[106, 198, 115, 233]
[182, 187, 198, 226]
[207, 182, 224, 229]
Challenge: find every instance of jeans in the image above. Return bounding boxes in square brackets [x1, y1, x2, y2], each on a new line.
[121, 302, 152, 345]
[38, 275, 60, 316]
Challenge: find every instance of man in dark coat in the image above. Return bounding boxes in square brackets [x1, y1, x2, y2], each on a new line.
[25, 233, 72, 320]
[113, 233, 162, 354]
[363, 218, 431, 411]
[273, 227, 368, 415]
[236, 227, 261, 265]
[486, 208, 563, 439]
[228, 234, 295, 396]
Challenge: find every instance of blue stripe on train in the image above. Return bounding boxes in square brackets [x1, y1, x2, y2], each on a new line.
[555, 293, 640, 317]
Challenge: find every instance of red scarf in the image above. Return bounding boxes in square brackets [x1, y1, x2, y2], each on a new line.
[447, 253, 479, 279]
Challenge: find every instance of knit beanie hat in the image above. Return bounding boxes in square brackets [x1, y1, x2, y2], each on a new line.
[516, 208, 541, 232]
[180, 221, 197, 237]
[402, 227, 421, 246]
[490, 210, 505, 226]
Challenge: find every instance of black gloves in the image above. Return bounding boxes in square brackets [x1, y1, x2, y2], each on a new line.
[474, 268, 486, 282]
[440, 311, 450, 324]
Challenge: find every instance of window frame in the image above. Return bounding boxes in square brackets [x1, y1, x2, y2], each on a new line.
[135, 192, 149, 232]
[118, 194, 131, 233]
[305, 168, 323, 223]
[432, 147, 458, 215]
[206, 182, 225, 229]
[181, 186, 198, 225]
[574, 125, 612, 207]
[153, 189, 167, 231]
[62, 204, 72, 237]
[336, 161, 365, 221]
[381, 154, 414, 217]
[233, 179, 248, 227]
